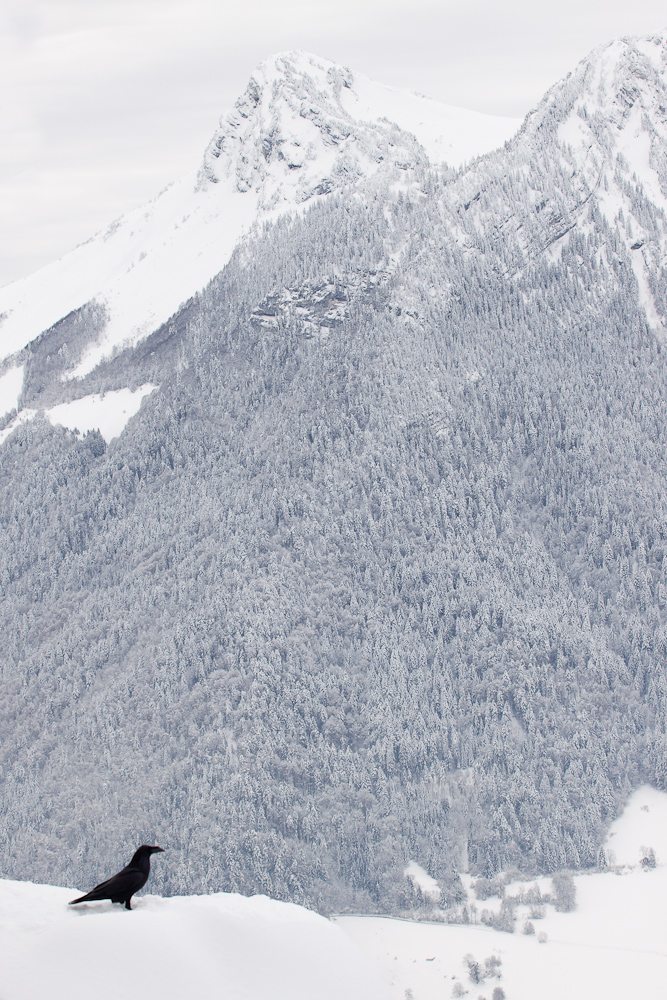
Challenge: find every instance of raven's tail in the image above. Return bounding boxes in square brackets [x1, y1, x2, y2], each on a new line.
[69, 890, 98, 905]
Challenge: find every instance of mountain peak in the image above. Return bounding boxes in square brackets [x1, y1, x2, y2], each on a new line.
[196, 50, 426, 205]
[524, 30, 667, 139]
[0, 51, 520, 383]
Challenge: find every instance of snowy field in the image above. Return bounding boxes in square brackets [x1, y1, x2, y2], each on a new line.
[336, 787, 667, 1000]
[0, 883, 390, 1000]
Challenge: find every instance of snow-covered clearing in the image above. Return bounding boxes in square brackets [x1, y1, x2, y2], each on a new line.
[405, 861, 442, 903]
[339, 866, 666, 1000]
[0, 883, 390, 1000]
[0, 364, 23, 416]
[0, 385, 156, 448]
[603, 783, 667, 866]
[337, 786, 667, 1000]
[338, 868, 667, 1000]
[46, 384, 157, 442]
[0, 407, 36, 445]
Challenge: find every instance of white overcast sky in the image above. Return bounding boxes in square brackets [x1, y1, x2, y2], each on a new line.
[1, 0, 665, 288]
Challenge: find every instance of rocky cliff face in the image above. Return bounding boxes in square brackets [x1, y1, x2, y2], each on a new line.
[197, 52, 428, 204]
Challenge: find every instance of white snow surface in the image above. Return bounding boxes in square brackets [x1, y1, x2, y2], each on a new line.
[604, 784, 667, 867]
[0, 364, 23, 416]
[405, 861, 441, 903]
[46, 384, 157, 442]
[0, 407, 36, 446]
[337, 786, 667, 1000]
[338, 868, 667, 1000]
[0, 882, 390, 1000]
[0, 51, 520, 376]
[336, 71, 519, 168]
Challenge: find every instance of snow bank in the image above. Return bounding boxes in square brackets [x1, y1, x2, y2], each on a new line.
[0, 880, 390, 1000]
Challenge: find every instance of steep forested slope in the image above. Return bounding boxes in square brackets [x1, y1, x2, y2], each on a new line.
[1, 35, 667, 913]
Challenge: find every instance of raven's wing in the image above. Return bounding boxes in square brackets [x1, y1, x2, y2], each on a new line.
[70, 864, 146, 904]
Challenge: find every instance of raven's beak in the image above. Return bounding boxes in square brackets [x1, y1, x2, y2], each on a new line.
[153, 846, 165, 853]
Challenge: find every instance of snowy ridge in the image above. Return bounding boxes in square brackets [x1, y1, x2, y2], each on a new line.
[547, 34, 667, 241]
[0, 51, 520, 384]
[198, 52, 520, 201]
[0, 881, 389, 1000]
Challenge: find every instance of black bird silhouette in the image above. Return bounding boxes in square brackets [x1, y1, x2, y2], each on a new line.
[69, 845, 164, 910]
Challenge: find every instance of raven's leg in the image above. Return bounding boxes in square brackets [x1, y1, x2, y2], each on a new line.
[125, 898, 133, 910]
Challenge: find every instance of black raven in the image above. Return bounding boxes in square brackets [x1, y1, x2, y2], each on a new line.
[69, 845, 164, 910]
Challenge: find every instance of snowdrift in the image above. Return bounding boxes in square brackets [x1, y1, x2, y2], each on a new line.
[0, 882, 390, 1000]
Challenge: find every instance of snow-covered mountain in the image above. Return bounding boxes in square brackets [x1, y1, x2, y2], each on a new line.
[451, 32, 667, 330]
[0, 51, 519, 392]
[4, 35, 666, 435]
[3, 33, 667, 915]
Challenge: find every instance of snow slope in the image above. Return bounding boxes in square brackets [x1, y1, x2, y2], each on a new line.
[337, 72, 518, 167]
[0, 364, 23, 416]
[338, 787, 667, 1000]
[0, 881, 390, 1000]
[0, 52, 520, 379]
[548, 34, 667, 333]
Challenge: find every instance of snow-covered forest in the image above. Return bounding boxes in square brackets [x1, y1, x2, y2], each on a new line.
[1, 35, 667, 913]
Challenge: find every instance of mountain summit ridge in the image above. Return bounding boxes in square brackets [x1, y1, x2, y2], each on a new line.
[0, 51, 520, 395]
[196, 51, 428, 201]
[2, 34, 667, 432]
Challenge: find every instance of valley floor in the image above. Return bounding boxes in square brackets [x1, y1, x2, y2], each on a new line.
[337, 786, 667, 1000]
[337, 865, 667, 1000]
